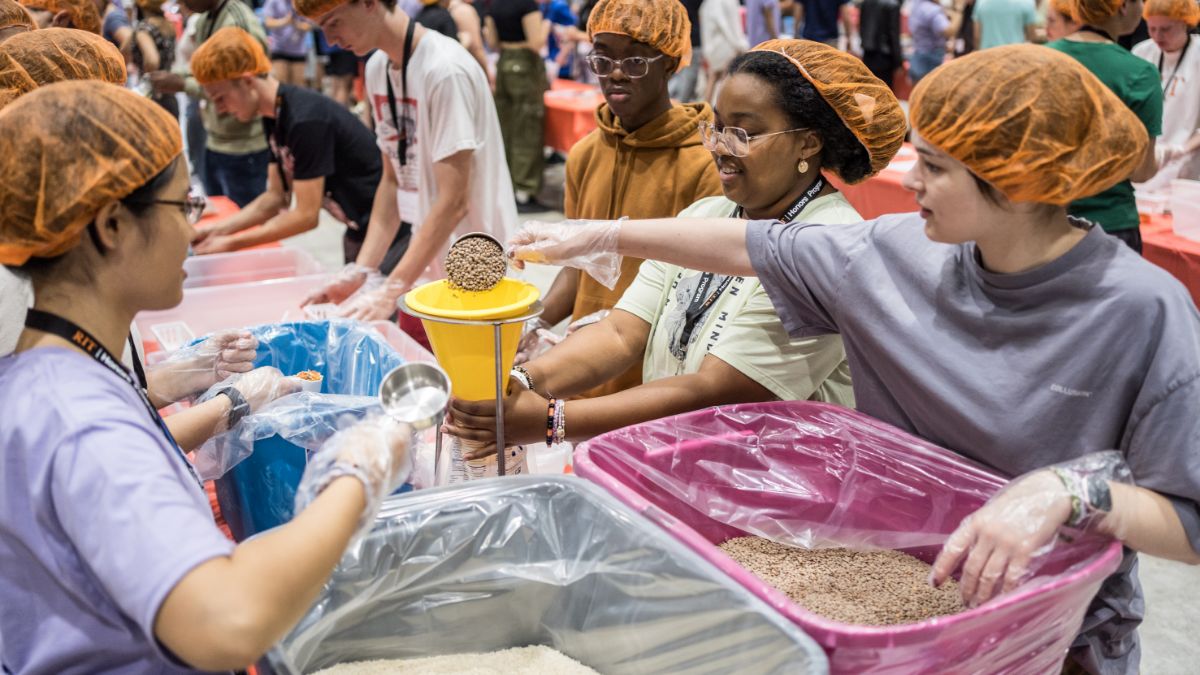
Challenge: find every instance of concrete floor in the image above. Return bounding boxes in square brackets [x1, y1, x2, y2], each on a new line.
[284, 162, 1199, 672]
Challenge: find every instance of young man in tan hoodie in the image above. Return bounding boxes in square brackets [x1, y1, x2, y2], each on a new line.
[534, 0, 721, 397]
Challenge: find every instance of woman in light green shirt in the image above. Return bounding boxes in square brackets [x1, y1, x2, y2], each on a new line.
[445, 39, 904, 454]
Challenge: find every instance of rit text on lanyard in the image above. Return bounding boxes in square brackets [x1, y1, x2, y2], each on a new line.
[678, 176, 827, 351]
[23, 309, 204, 489]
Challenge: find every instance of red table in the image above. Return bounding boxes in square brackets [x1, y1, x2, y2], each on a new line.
[194, 195, 281, 251]
[834, 144, 1200, 307]
[544, 78, 604, 154]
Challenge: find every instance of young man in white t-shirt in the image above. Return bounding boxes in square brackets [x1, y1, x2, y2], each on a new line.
[295, 0, 516, 322]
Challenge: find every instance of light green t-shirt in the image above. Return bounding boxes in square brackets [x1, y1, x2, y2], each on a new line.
[614, 193, 857, 407]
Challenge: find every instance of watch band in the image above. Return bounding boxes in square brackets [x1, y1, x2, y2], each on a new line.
[216, 386, 250, 428]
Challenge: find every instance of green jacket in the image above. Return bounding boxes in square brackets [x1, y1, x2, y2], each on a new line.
[174, 0, 269, 155]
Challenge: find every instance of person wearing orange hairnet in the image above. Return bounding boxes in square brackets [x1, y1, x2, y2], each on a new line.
[291, 0, 515, 337]
[446, 40, 905, 464]
[1046, 0, 1083, 39]
[1048, 0, 1163, 253]
[19, 0, 100, 33]
[0, 81, 412, 672]
[1131, 0, 1200, 191]
[187, 27, 387, 267]
[0, 27, 125, 109]
[511, 0, 723, 399]
[0, 0, 34, 42]
[507, 43, 1200, 675]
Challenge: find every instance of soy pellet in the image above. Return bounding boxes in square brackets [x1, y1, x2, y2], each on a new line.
[445, 236, 506, 292]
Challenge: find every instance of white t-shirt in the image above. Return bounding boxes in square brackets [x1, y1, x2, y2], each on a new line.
[1133, 35, 1200, 190]
[365, 31, 516, 282]
[0, 268, 32, 356]
[614, 193, 858, 407]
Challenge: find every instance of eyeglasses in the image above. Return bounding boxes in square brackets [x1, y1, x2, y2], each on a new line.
[585, 53, 666, 79]
[127, 191, 208, 225]
[697, 121, 809, 158]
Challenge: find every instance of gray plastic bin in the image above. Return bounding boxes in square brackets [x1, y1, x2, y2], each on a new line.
[262, 476, 827, 674]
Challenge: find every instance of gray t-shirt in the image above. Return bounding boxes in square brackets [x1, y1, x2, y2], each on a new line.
[747, 213, 1200, 675]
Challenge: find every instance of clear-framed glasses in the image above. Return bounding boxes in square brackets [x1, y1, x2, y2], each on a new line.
[697, 121, 809, 158]
[139, 190, 208, 225]
[585, 53, 666, 79]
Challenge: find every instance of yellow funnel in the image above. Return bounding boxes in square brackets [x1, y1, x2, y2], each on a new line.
[404, 278, 541, 400]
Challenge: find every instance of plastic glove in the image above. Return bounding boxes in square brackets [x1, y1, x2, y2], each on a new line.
[1157, 144, 1185, 166]
[508, 218, 624, 290]
[930, 451, 1132, 608]
[302, 264, 382, 307]
[513, 318, 556, 365]
[338, 279, 408, 321]
[147, 330, 258, 404]
[293, 414, 413, 545]
[202, 366, 302, 433]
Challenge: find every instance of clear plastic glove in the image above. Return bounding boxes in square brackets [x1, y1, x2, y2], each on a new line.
[338, 279, 408, 321]
[930, 451, 1132, 608]
[203, 366, 303, 434]
[508, 218, 624, 290]
[302, 264, 382, 307]
[1157, 144, 1185, 166]
[147, 330, 258, 404]
[513, 318, 556, 366]
[293, 414, 413, 545]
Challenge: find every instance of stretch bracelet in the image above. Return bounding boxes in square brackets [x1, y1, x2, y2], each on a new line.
[510, 366, 534, 392]
[545, 397, 558, 446]
[553, 399, 567, 445]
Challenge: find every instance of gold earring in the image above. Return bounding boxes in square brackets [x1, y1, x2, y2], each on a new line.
[797, 159, 809, 174]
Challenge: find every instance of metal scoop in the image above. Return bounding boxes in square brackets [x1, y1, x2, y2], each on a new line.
[378, 362, 451, 430]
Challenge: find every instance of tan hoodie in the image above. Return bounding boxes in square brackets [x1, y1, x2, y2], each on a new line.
[564, 101, 723, 397]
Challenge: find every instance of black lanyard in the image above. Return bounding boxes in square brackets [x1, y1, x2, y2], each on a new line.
[1158, 38, 1192, 95]
[385, 19, 417, 167]
[24, 309, 204, 490]
[201, 0, 230, 42]
[1078, 25, 1115, 41]
[677, 176, 827, 352]
[266, 92, 291, 194]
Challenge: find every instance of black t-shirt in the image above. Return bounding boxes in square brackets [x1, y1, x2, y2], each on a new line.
[679, 0, 702, 47]
[489, 0, 539, 42]
[262, 84, 382, 236]
[417, 4, 458, 39]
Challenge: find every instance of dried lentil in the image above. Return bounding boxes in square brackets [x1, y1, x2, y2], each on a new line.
[445, 236, 506, 292]
[718, 536, 966, 625]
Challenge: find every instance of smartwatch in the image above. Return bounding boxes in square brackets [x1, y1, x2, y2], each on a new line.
[214, 386, 251, 428]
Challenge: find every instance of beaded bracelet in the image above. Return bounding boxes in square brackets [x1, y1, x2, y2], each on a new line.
[510, 366, 534, 392]
[553, 399, 567, 445]
[545, 397, 558, 446]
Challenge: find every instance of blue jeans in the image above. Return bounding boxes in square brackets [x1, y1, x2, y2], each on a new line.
[908, 51, 945, 84]
[203, 148, 270, 208]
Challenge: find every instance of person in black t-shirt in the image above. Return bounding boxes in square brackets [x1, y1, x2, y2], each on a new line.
[415, 0, 457, 38]
[188, 27, 409, 272]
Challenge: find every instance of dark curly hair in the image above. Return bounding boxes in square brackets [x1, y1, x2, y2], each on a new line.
[727, 51, 873, 184]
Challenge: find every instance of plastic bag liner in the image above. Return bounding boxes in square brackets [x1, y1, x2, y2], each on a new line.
[260, 476, 829, 675]
[573, 401, 1125, 675]
[203, 320, 410, 541]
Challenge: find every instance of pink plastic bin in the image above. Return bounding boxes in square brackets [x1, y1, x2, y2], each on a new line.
[183, 249, 323, 289]
[135, 274, 330, 356]
[574, 401, 1124, 674]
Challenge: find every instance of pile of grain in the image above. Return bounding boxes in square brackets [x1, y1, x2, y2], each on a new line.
[445, 236, 506, 292]
[311, 645, 600, 675]
[718, 536, 966, 625]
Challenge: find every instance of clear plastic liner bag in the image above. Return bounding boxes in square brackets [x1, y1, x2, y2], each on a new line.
[573, 401, 1126, 674]
[147, 329, 258, 404]
[508, 218, 624, 289]
[260, 476, 830, 675]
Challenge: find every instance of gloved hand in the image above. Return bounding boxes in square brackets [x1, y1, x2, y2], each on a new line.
[147, 330, 258, 404]
[1157, 144, 1186, 166]
[293, 414, 413, 545]
[930, 451, 1131, 608]
[209, 366, 302, 433]
[508, 218, 624, 290]
[513, 318, 556, 365]
[302, 263, 382, 307]
[338, 279, 409, 321]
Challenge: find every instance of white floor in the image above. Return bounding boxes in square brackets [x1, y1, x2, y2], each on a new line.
[286, 176, 1199, 673]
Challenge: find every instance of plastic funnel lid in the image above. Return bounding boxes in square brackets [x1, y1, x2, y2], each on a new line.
[404, 278, 540, 321]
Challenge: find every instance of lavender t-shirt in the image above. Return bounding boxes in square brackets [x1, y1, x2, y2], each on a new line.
[909, 0, 950, 55]
[744, 0, 781, 48]
[0, 348, 234, 673]
[264, 0, 308, 58]
[747, 213, 1200, 674]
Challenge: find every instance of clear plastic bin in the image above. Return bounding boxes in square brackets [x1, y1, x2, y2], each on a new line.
[134, 274, 330, 356]
[183, 248, 323, 289]
[1170, 179, 1200, 241]
[574, 401, 1124, 675]
[261, 476, 829, 675]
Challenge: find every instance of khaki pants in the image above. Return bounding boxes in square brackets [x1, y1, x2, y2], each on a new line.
[494, 48, 548, 196]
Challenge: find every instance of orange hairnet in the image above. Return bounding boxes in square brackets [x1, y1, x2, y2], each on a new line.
[135, 0, 166, 13]
[910, 44, 1147, 206]
[0, 28, 125, 110]
[1067, 0, 1124, 25]
[191, 26, 271, 85]
[294, 0, 345, 20]
[1050, 0, 1078, 18]
[20, 0, 100, 34]
[1143, 0, 1200, 25]
[749, 39, 905, 183]
[587, 0, 692, 70]
[0, 0, 34, 31]
[0, 81, 182, 265]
